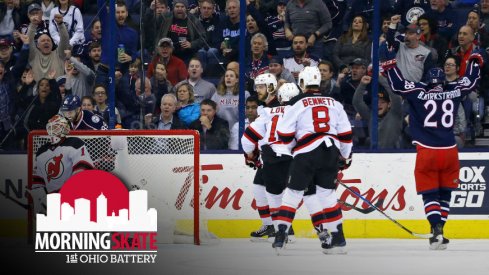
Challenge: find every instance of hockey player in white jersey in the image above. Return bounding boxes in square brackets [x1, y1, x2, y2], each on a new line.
[273, 66, 353, 254]
[29, 115, 94, 214]
[242, 81, 299, 242]
[243, 72, 281, 241]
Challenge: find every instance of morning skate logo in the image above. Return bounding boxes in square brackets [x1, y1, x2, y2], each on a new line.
[451, 160, 489, 215]
[35, 170, 158, 264]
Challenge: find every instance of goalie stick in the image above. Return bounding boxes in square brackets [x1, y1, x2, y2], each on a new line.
[336, 178, 433, 239]
[337, 198, 383, 214]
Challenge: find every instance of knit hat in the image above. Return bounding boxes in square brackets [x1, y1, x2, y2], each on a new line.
[174, 0, 188, 8]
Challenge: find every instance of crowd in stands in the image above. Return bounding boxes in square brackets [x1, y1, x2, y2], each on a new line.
[1, 0, 489, 152]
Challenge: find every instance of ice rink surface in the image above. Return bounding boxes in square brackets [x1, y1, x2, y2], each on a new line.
[6, 238, 488, 275]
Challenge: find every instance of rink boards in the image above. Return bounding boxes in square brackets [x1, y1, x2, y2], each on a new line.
[1, 153, 488, 239]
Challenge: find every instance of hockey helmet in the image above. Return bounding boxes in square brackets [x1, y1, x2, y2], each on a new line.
[254, 73, 278, 93]
[278, 83, 301, 104]
[46, 115, 70, 144]
[60, 94, 81, 112]
[426, 67, 445, 86]
[298, 66, 321, 89]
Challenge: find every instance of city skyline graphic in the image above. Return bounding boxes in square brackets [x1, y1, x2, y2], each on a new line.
[37, 190, 157, 232]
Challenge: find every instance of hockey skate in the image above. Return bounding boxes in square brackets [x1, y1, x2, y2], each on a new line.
[429, 224, 446, 250]
[272, 224, 288, 255]
[250, 224, 275, 242]
[322, 224, 347, 254]
[286, 225, 296, 244]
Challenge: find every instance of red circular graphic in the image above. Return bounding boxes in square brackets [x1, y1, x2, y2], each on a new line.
[59, 170, 129, 222]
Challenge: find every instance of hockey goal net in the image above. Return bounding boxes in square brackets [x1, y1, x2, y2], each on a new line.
[28, 130, 216, 245]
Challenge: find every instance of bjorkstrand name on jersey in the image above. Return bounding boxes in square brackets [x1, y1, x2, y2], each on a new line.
[417, 89, 461, 100]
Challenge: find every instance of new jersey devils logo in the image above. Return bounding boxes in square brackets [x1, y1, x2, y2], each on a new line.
[46, 154, 64, 182]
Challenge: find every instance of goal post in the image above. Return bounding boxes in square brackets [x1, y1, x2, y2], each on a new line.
[27, 130, 210, 245]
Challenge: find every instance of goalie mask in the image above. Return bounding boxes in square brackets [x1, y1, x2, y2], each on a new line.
[298, 66, 321, 90]
[46, 115, 70, 144]
[254, 73, 278, 93]
[278, 83, 300, 104]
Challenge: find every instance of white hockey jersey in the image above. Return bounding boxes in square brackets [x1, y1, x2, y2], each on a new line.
[276, 93, 353, 158]
[32, 137, 94, 193]
[241, 105, 296, 156]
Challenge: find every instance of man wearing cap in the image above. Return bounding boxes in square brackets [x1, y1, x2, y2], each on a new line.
[353, 74, 403, 149]
[146, 37, 188, 85]
[268, 56, 295, 84]
[154, 0, 206, 65]
[387, 14, 434, 82]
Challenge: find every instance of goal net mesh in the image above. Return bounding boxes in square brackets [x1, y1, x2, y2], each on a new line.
[28, 130, 219, 245]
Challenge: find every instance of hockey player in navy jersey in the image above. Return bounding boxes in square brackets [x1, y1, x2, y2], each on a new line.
[383, 53, 482, 250]
[60, 94, 108, 130]
[29, 115, 94, 214]
[273, 66, 353, 255]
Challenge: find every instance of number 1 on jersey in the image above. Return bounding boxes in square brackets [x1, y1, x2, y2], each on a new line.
[268, 115, 280, 142]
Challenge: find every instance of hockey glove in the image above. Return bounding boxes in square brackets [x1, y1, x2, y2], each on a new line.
[338, 153, 352, 171]
[468, 52, 484, 67]
[380, 59, 397, 75]
[27, 186, 47, 214]
[244, 149, 262, 170]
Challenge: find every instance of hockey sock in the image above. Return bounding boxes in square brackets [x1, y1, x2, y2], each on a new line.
[422, 192, 441, 228]
[266, 191, 283, 222]
[439, 189, 452, 227]
[253, 184, 272, 225]
[317, 186, 343, 232]
[303, 194, 327, 230]
[275, 188, 304, 230]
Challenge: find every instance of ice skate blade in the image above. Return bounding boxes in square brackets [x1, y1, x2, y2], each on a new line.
[250, 237, 272, 243]
[274, 246, 286, 256]
[429, 242, 447, 250]
[322, 247, 347, 255]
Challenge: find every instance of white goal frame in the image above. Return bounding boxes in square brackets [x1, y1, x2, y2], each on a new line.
[27, 130, 201, 245]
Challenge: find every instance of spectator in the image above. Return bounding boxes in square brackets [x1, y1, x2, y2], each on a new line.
[229, 95, 259, 150]
[81, 95, 95, 112]
[284, 0, 331, 58]
[0, 0, 22, 39]
[346, 0, 393, 30]
[98, 0, 139, 74]
[0, 31, 29, 150]
[0, 37, 16, 70]
[219, 0, 240, 63]
[151, 62, 173, 114]
[353, 75, 403, 149]
[265, 0, 291, 60]
[428, 0, 459, 39]
[134, 77, 156, 123]
[143, 0, 170, 53]
[21, 71, 61, 132]
[174, 57, 216, 103]
[144, 93, 187, 129]
[212, 68, 249, 130]
[28, 12, 70, 81]
[147, 37, 188, 85]
[283, 34, 319, 81]
[318, 60, 338, 96]
[64, 49, 96, 98]
[92, 84, 122, 126]
[245, 5, 277, 58]
[86, 40, 102, 71]
[335, 58, 368, 119]
[226, 60, 239, 74]
[465, 8, 489, 49]
[175, 82, 201, 126]
[246, 33, 270, 80]
[387, 15, 434, 82]
[56, 75, 67, 100]
[332, 15, 372, 73]
[268, 56, 295, 84]
[196, 0, 222, 70]
[189, 98, 230, 150]
[418, 13, 448, 66]
[154, 0, 207, 65]
[393, 0, 431, 27]
[85, 18, 102, 42]
[49, 0, 85, 46]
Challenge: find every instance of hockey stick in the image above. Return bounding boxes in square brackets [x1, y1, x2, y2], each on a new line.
[337, 178, 433, 239]
[337, 198, 383, 214]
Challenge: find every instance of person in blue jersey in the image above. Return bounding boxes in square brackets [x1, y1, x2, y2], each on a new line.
[60, 94, 108, 130]
[383, 52, 482, 250]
